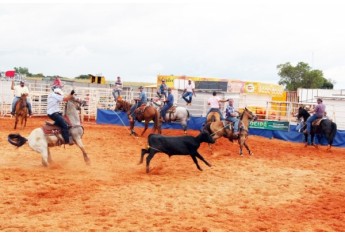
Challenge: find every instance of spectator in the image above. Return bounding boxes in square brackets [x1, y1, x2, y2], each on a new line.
[182, 79, 196, 105]
[157, 80, 168, 99]
[112, 76, 123, 101]
[206, 91, 228, 120]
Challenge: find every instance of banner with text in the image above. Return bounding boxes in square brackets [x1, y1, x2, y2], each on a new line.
[249, 120, 290, 131]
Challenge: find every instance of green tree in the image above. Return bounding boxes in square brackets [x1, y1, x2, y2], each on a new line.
[75, 74, 89, 79]
[14, 67, 32, 76]
[277, 62, 334, 91]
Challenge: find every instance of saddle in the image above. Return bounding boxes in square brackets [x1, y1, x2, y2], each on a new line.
[42, 117, 73, 145]
[167, 106, 176, 114]
[312, 117, 327, 126]
[134, 104, 149, 122]
[164, 106, 177, 122]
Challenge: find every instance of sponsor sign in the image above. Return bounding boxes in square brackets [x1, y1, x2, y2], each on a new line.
[249, 120, 290, 131]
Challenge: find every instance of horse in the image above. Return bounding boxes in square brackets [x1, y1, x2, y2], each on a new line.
[151, 99, 190, 134]
[8, 98, 90, 167]
[115, 99, 161, 136]
[14, 93, 28, 130]
[204, 107, 257, 156]
[206, 111, 221, 123]
[296, 106, 337, 150]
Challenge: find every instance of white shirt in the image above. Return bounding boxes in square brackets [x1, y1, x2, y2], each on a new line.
[208, 96, 221, 108]
[47, 92, 64, 115]
[185, 83, 194, 92]
[14, 85, 29, 97]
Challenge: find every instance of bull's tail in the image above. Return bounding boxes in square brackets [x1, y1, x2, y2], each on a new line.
[8, 133, 28, 147]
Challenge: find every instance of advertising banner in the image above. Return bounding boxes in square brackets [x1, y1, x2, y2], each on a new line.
[249, 120, 290, 131]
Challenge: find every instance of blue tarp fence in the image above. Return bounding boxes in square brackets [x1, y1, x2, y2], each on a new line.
[97, 109, 345, 147]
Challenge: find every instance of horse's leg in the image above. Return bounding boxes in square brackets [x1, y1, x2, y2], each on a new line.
[141, 120, 149, 136]
[129, 119, 137, 136]
[304, 134, 308, 147]
[24, 113, 27, 128]
[182, 120, 187, 135]
[14, 116, 18, 129]
[47, 148, 53, 164]
[238, 139, 244, 156]
[243, 140, 252, 155]
[74, 137, 90, 165]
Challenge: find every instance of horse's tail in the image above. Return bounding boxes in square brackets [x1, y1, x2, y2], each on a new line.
[186, 109, 190, 119]
[8, 133, 28, 147]
[329, 122, 337, 145]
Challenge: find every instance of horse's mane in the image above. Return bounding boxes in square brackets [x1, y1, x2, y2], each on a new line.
[297, 107, 310, 120]
[116, 99, 132, 112]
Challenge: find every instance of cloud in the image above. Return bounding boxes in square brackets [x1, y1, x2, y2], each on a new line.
[0, 0, 344, 89]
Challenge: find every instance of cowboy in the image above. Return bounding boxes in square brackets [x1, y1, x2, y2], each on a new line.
[225, 98, 240, 136]
[304, 98, 326, 134]
[47, 88, 75, 145]
[11, 80, 33, 117]
[160, 88, 174, 122]
[129, 86, 147, 121]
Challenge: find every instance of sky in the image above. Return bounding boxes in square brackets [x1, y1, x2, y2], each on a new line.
[1, 0, 345, 89]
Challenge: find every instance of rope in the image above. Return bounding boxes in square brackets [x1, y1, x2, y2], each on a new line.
[112, 110, 144, 146]
[210, 122, 231, 137]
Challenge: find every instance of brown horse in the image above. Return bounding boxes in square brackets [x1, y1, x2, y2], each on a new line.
[14, 94, 28, 129]
[204, 107, 257, 156]
[115, 99, 161, 136]
[206, 111, 221, 123]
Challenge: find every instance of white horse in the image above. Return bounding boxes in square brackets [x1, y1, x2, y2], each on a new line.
[8, 99, 90, 167]
[151, 98, 190, 134]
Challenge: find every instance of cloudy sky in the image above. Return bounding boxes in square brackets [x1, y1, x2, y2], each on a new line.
[1, 0, 345, 89]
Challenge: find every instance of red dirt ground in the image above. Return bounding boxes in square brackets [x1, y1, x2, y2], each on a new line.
[1, 117, 345, 232]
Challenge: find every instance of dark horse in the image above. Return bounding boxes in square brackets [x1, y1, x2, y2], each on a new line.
[204, 107, 257, 156]
[115, 99, 161, 136]
[297, 106, 337, 150]
[14, 93, 28, 129]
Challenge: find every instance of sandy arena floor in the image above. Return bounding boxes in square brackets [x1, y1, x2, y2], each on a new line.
[0, 116, 345, 232]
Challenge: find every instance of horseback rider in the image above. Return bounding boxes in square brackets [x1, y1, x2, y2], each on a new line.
[47, 87, 75, 145]
[129, 86, 147, 121]
[304, 98, 326, 135]
[225, 98, 240, 136]
[11, 80, 33, 117]
[160, 88, 174, 122]
[206, 91, 228, 120]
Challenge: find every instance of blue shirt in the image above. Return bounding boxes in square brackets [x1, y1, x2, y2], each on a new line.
[225, 105, 236, 118]
[166, 93, 174, 106]
[139, 91, 147, 104]
[159, 84, 167, 94]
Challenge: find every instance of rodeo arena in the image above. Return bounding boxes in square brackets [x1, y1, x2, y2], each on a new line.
[1, 71, 345, 232]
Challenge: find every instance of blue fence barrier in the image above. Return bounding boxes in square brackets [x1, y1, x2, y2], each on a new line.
[96, 109, 345, 147]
